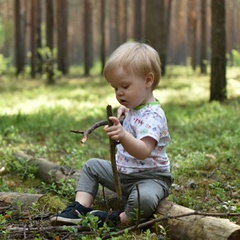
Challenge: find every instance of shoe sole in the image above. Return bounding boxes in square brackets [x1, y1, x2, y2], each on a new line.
[50, 216, 81, 226]
[89, 210, 105, 215]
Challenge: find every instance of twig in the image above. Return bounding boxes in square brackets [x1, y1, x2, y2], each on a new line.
[70, 116, 124, 143]
[70, 120, 108, 143]
[106, 105, 122, 208]
[136, 183, 141, 227]
[2, 225, 91, 235]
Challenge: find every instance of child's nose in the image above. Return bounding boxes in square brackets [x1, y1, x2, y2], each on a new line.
[116, 89, 124, 96]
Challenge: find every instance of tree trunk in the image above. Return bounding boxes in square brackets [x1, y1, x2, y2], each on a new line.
[210, 0, 227, 101]
[200, 0, 207, 74]
[159, 0, 166, 76]
[189, 0, 197, 71]
[164, 0, 172, 65]
[145, 0, 166, 75]
[30, 0, 37, 78]
[100, 0, 106, 74]
[36, 0, 42, 74]
[157, 200, 240, 240]
[109, 0, 119, 54]
[45, 0, 55, 84]
[83, 0, 93, 76]
[46, 0, 54, 50]
[14, 0, 26, 75]
[57, 0, 68, 75]
[133, 0, 143, 41]
[14, 151, 240, 240]
[4, 0, 10, 58]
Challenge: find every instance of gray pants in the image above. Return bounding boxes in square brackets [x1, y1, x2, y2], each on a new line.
[76, 158, 174, 220]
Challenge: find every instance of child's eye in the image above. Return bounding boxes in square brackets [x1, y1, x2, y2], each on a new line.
[123, 85, 129, 89]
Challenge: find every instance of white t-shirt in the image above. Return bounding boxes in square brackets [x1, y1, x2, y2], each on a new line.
[116, 101, 171, 174]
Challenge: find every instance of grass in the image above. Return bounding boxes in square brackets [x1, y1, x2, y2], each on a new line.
[0, 66, 240, 239]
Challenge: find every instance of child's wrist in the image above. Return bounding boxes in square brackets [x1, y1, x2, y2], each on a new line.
[119, 130, 126, 142]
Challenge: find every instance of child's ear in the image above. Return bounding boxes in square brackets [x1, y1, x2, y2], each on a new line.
[145, 72, 154, 87]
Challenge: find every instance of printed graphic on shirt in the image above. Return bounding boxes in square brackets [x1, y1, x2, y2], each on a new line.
[116, 103, 170, 174]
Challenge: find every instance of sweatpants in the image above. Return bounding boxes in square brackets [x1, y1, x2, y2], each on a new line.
[76, 158, 174, 220]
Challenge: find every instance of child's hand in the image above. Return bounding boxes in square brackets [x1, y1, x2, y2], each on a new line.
[104, 116, 126, 141]
[117, 106, 129, 119]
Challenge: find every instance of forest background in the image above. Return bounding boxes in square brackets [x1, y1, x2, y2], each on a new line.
[0, 0, 240, 239]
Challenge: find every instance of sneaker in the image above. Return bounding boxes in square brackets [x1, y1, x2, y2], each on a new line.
[90, 210, 121, 227]
[50, 201, 92, 225]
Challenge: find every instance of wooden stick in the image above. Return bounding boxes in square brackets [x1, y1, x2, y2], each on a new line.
[70, 118, 124, 143]
[106, 105, 122, 207]
[70, 120, 108, 143]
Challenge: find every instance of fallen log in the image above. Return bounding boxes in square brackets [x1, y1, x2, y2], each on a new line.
[157, 200, 240, 240]
[14, 151, 240, 240]
[15, 151, 81, 183]
[0, 192, 44, 212]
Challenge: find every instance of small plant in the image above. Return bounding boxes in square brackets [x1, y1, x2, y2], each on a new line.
[41, 178, 75, 201]
[128, 208, 145, 225]
[62, 213, 102, 239]
[38, 47, 62, 84]
[6, 156, 38, 180]
[0, 211, 12, 239]
[0, 54, 10, 75]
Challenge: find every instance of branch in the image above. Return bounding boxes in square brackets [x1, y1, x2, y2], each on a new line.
[70, 120, 108, 143]
[70, 116, 124, 143]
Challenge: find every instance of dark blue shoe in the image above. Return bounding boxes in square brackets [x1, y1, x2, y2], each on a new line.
[50, 201, 92, 225]
[90, 210, 121, 227]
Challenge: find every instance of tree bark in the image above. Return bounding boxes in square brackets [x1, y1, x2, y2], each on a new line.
[57, 0, 69, 75]
[157, 200, 240, 240]
[210, 0, 227, 101]
[145, 0, 166, 75]
[14, 0, 26, 75]
[189, 0, 197, 71]
[15, 151, 81, 184]
[200, 0, 207, 74]
[46, 0, 54, 50]
[14, 151, 240, 239]
[83, 0, 93, 76]
[30, 0, 38, 78]
[100, 0, 106, 74]
[0, 192, 44, 212]
[133, 0, 143, 41]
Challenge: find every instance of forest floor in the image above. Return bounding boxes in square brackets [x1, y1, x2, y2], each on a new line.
[0, 66, 240, 239]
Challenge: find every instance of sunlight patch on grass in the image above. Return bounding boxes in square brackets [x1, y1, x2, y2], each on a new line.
[155, 78, 209, 104]
[227, 78, 240, 97]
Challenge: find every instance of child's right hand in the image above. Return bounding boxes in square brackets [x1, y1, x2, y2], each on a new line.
[117, 106, 129, 119]
[104, 116, 126, 142]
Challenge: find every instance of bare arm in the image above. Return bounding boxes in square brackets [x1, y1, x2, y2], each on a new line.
[104, 116, 156, 160]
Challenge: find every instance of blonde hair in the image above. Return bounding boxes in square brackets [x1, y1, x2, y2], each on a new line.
[103, 42, 161, 89]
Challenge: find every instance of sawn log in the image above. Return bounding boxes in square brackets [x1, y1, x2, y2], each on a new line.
[157, 199, 240, 240]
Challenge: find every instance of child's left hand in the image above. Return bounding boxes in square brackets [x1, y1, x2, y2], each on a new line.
[104, 116, 126, 142]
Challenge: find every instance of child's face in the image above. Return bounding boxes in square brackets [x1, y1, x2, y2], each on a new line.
[107, 67, 154, 109]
